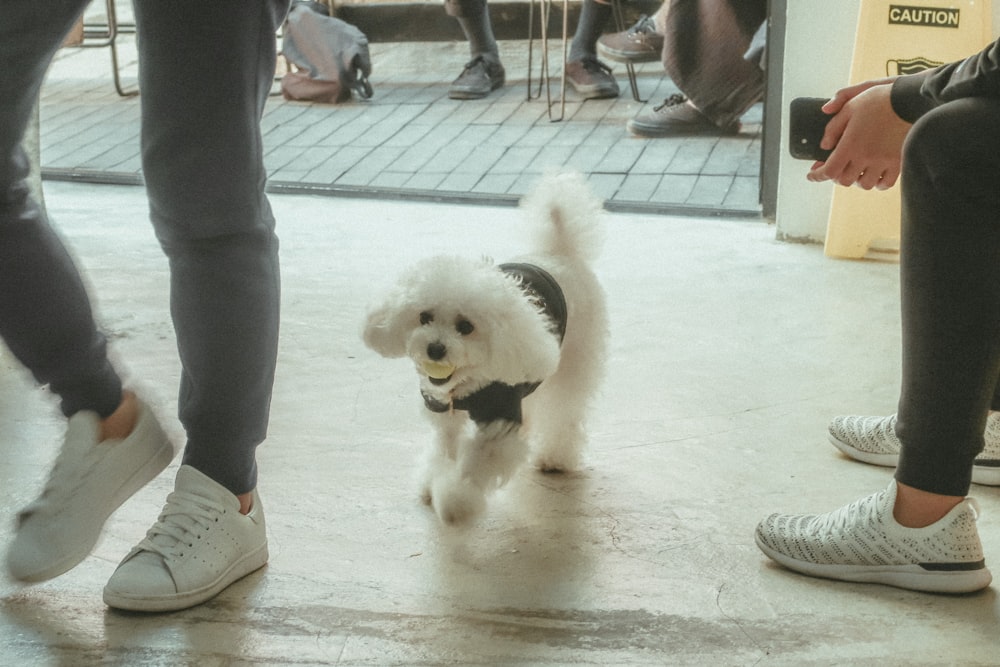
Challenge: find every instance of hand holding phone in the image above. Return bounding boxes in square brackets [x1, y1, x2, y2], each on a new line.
[788, 97, 834, 161]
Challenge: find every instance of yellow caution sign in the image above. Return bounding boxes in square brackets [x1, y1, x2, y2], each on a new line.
[825, 0, 993, 259]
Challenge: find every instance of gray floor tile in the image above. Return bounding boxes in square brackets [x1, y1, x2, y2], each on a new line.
[38, 33, 764, 218]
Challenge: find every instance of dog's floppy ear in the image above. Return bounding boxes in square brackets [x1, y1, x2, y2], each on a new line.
[362, 287, 414, 358]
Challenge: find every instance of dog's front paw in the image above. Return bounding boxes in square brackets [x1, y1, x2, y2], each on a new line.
[430, 474, 487, 526]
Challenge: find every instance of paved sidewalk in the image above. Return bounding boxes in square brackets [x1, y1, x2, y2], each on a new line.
[40, 34, 763, 217]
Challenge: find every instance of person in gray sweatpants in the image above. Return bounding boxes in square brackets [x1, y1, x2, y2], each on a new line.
[1, 0, 287, 612]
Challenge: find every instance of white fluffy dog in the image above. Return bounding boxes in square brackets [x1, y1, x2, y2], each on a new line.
[362, 173, 608, 525]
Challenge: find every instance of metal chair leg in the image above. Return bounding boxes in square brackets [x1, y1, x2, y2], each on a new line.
[610, 0, 643, 102]
[527, 0, 568, 122]
[81, 0, 138, 97]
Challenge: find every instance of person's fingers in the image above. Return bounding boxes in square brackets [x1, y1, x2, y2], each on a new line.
[856, 168, 883, 191]
[876, 167, 901, 190]
[833, 160, 862, 187]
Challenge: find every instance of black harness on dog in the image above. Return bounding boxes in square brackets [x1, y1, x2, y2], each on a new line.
[498, 262, 568, 344]
[421, 262, 567, 425]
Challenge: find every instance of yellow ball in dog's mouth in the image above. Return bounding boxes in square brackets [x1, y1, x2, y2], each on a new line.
[421, 360, 456, 380]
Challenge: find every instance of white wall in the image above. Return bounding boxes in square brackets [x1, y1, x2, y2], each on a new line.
[774, 2, 1000, 244]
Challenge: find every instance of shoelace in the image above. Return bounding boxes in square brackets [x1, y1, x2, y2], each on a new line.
[461, 55, 491, 76]
[135, 490, 229, 559]
[810, 492, 882, 538]
[812, 492, 982, 539]
[653, 94, 688, 113]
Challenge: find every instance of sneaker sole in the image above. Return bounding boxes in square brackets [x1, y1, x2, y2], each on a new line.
[974, 460, 1000, 485]
[756, 533, 993, 594]
[597, 44, 662, 64]
[449, 89, 491, 100]
[627, 119, 741, 138]
[571, 84, 620, 100]
[103, 542, 269, 612]
[449, 78, 505, 101]
[828, 433, 1000, 486]
[10, 430, 175, 583]
[827, 432, 899, 468]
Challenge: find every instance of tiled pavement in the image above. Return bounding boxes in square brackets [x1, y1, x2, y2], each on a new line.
[39, 31, 764, 217]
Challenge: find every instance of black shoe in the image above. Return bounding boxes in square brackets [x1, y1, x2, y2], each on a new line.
[565, 57, 620, 100]
[449, 56, 506, 100]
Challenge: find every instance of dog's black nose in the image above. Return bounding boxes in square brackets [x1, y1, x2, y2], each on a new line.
[427, 342, 446, 361]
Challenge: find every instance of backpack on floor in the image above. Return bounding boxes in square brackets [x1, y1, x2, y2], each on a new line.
[281, 1, 373, 103]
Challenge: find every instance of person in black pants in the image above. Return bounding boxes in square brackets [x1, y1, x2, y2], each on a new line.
[2, 0, 285, 612]
[755, 38, 1000, 594]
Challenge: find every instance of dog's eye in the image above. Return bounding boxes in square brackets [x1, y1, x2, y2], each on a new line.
[419, 311, 433, 325]
[455, 319, 475, 336]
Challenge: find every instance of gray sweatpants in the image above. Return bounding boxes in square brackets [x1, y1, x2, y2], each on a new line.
[0, 0, 288, 495]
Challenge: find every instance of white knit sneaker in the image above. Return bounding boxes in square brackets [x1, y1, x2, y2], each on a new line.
[755, 480, 992, 593]
[103, 465, 268, 612]
[828, 413, 1000, 486]
[6, 399, 175, 582]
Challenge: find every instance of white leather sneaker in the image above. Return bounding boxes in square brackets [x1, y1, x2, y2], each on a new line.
[103, 465, 268, 612]
[6, 399, 175, 582]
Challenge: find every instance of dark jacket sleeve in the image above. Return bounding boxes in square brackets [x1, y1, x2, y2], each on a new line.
[891, 38, 1000, 123]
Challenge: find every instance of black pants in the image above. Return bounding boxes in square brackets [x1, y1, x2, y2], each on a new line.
[895, 97, 1000, 496]
[0, 0, 288, 495]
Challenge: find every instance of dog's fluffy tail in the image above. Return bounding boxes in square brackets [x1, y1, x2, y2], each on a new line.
[520, 171, 604, 262]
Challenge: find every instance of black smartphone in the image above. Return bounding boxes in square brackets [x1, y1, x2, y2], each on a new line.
[788, 97, 834, 161]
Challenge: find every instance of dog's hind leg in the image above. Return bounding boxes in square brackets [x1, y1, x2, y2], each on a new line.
[526, 285, 607, 473]
[524, 379, 589, 474]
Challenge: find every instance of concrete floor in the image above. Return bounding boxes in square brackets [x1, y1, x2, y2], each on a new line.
[1, 182, 998, 665]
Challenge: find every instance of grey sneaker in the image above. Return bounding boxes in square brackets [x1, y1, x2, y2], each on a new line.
[449, 56, 505, 100]
[103, 465, 268, 612]
[565, 57, 620, 100]
[829, 413, 1000, 486]
[756, 480, 992, 593]
[7, 399, 175, 582]
[627, 94, 740, 137]
[597, 15, 664, 64]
